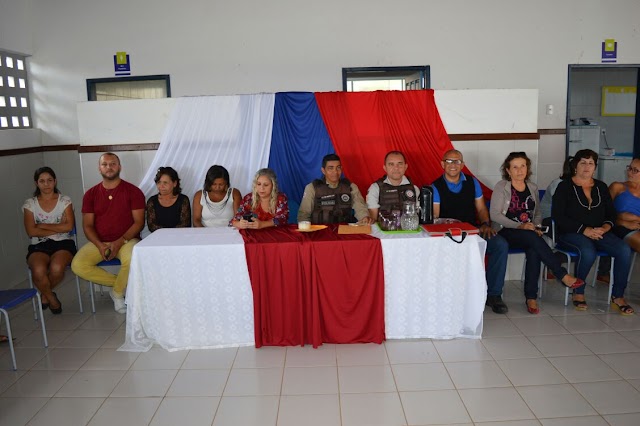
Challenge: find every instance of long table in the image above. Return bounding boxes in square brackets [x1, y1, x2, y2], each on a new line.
[121, 226, 486, 352]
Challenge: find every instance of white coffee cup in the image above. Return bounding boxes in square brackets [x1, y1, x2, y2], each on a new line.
[298, 221, 311, 230]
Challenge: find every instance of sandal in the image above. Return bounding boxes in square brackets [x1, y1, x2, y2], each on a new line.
[572, 296, 588, 311]
[611, 297, 634, 316]
[0, 335, 16, 344]
[561, 275, 585, 289]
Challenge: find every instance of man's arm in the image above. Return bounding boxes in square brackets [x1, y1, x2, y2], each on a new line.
[475, 197, 496, 238]
[107, 209, 145, 260]
[366, 182, 380, 222]
[351, 184, 372, 224]
[83, 212, 109, 259]
[297, 183, 314, 222]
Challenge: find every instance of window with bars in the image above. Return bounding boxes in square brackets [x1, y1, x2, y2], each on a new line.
[0, 50, 32, 129]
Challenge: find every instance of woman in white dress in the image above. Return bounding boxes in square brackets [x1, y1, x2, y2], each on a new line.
[22, 167, 76, 314]
[193, 165, 242, 227]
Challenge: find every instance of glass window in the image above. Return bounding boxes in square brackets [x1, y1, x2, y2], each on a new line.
[0, 50, 32, 129]
[86, 75, 171, 101]
[342, 66, 430, 92]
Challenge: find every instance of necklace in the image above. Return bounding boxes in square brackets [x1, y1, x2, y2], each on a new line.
[102, 184, 119, 200]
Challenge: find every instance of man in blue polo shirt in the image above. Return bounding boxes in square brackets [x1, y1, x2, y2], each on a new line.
[431, 149, 509, 314]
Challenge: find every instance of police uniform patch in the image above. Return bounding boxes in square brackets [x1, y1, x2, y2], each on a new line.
[341, 194, 350, 203]
[405, 189, 415, 198]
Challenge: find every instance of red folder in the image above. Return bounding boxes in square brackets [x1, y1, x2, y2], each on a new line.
[422, 222, 479, 237]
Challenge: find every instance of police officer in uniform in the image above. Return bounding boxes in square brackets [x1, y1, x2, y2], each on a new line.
[298, 154, 372, 224]
[366, 150, 420, 221]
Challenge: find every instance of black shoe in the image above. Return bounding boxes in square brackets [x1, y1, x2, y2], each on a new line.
[50, 292, 62, 315]
[486, 295, 509, 314]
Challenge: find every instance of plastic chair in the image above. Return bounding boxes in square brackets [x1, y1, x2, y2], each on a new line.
[27, 225, 84, 318]
[88, 259, 121, 313]
[0, 289, 48, 370]
[551, 220, 614, 305]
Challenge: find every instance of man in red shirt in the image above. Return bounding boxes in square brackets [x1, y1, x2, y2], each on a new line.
[71, 153, 145, 313]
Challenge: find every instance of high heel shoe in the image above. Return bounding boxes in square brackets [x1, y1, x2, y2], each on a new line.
[49, 292, 62, 315]
[526, 299, 539, 314]
[561, 276, 585, 289]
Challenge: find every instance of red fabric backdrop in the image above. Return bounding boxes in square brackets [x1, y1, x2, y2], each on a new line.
[315, 90, 491, 199]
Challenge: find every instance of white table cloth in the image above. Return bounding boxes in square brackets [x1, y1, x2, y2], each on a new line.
[121, 227, 254, 352]
[372, 227, 487, 340]
[121, 227, 487, 352]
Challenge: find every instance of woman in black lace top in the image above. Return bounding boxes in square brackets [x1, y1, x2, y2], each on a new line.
[146, 167, 191, 232]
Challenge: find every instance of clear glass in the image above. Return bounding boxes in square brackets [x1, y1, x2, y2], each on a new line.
[400, 202, 419, 230]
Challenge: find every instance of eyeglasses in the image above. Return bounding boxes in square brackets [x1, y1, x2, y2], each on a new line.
[626, 165, 640, 174]
[443, 159, 463, 165]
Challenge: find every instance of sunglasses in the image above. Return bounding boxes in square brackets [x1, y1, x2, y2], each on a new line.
[626, 165, 640, 174]
[443, 159, 463, 165]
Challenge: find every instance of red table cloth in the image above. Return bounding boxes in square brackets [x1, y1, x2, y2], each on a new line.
[241, 224, 385, 347]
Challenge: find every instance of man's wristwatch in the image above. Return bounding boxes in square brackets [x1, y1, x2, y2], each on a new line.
[481, 221, 491, 227]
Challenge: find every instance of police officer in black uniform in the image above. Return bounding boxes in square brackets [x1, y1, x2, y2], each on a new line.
[298, 154, 372, 225]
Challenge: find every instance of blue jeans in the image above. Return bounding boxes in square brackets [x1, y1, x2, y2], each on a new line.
[557, 232, 631, 297]
[500, 228, 568, 300]
[484, 233, 508, 297]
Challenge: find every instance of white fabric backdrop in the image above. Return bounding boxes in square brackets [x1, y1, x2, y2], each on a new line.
[137, 94, 275, 204]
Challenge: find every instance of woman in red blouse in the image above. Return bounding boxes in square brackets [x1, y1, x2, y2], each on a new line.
[231, 168, 289, 229]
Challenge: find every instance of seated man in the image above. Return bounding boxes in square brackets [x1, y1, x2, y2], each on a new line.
[71, 153, 145, 313]
[366, 150, 420, 221]
[432, 149, 510, 314]
[298, 154, 372, 224]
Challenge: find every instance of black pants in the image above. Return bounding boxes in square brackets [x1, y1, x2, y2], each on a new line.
[499, 228, 568, 300]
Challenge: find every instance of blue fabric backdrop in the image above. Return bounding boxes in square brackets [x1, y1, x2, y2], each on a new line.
[268, 92, 335, 223]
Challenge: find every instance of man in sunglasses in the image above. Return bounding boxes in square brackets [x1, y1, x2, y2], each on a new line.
[431, 149, 510, 314]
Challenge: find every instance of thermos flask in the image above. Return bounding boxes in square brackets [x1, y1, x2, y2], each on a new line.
[419, 185, 433, 224]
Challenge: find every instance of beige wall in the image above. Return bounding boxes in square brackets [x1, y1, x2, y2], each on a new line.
[2, 0, 640, 287]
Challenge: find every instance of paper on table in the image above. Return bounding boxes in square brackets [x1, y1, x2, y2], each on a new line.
[338, 224, 371, 234]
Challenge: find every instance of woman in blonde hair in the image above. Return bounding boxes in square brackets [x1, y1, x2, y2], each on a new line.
[231, 168, 289, 229]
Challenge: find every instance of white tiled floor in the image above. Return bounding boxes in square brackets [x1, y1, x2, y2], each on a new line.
[1, 275, 640, 426]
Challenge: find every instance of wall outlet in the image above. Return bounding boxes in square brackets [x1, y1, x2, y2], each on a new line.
[601, 128, 606, 135]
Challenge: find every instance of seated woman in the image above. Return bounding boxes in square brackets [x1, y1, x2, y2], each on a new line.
[146, 167, 191, 232]
[231, 168, 289, 229]
[193, 165, 242, 227]
[491, 152, 583, 314]
[543, 157, 611, 282]
[553, 149, 633, 314]
[608, 157, 640, 314]
[22, 167, 77, 314]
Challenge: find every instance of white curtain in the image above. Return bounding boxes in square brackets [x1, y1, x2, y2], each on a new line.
[138, 94, 275, 206]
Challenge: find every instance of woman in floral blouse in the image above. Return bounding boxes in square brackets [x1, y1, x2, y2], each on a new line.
[22, 167, 76, 314]
[231, 168, 289, 229]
